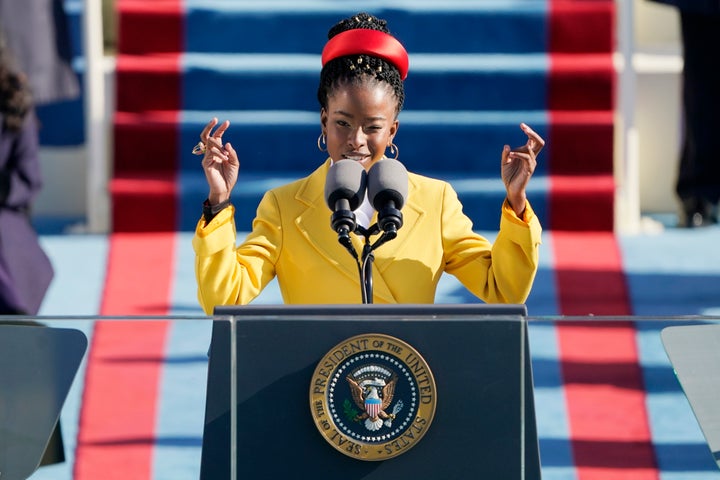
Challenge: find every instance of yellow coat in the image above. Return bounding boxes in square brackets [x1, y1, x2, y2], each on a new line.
[193, 160, 542, 314]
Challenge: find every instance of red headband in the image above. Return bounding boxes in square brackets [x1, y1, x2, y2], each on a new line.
[321, 29, 409, 80]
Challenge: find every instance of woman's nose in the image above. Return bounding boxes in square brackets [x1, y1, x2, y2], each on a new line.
[347, 128, 365, 148]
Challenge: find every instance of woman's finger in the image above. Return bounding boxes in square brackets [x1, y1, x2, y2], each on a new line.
[207, 142, 228, 161]
[225, 142, 239, 166]
[199, 117, 218, 142]
[204, 120, 231, 156]
[211, 120, 230, 139]
[520, 123, 545, 154]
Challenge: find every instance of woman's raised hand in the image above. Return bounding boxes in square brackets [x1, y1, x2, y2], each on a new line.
[199, 117, 240, 204]
[501, 123, 544, 217]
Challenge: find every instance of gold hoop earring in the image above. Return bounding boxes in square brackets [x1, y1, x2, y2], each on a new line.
[317, 133, 327, 153]
[386, 142, 399, 160]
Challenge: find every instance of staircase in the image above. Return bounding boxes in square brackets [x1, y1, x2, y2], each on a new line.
[112, 0, 615, 233]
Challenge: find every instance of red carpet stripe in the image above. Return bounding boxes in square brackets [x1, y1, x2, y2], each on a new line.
[547, 1, 615, 232]
[74, 233, 176, 479]
[552, 232, 659, 479]
[76, 0, 183, 475]
[117, 0, 184, 55]
[546, 5, 657, 473]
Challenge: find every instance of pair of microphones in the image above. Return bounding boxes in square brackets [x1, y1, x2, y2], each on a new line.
[324, 159, 408, 244]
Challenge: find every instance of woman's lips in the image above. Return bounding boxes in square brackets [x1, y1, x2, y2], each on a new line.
[343, 153, 369, 162]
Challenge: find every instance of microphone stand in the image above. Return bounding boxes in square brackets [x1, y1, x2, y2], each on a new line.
[331, 202, 402, 304]
[353, 224, 398, 304]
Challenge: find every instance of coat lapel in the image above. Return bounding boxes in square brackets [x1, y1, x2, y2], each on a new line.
[370, 173, 424, 272]
[294, 161, 364, 285]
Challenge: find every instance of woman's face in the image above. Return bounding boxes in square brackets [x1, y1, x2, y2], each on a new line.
[321, 80, 399, 171]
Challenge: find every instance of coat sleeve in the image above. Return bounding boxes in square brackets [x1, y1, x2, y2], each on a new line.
[1, 114, 43, 210]
[193, 191, 283, 314]
[441, 182, 542, 304]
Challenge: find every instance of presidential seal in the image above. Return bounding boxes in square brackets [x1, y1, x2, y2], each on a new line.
[309, 333, 437, 461]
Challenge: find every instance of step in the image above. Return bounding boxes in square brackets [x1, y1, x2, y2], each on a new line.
[35, 0, 85, 146]
[118, 1, 613, 56]
[113, 109, 613, 176]
[36, 93, 85, 146]
[119, 1, 545, 55]
[549, 174, 615, 231]
[64, 0, 85, 58]
[114, 52, 613, 113]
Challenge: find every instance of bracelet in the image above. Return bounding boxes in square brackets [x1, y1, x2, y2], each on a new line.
[202, 198, 231, 223]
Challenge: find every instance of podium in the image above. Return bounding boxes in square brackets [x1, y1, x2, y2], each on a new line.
[201, 304, 541, 479]
[0, 324, 88, 480]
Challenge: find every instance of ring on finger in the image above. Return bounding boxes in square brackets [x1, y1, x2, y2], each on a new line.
[191, 141, 206, 156]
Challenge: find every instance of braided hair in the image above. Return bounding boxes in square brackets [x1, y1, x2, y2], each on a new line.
[317, 13, 405, 115]
[0, 30, 32, 132]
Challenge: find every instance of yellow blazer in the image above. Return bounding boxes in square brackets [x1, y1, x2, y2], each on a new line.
[193, 159, 542, 314]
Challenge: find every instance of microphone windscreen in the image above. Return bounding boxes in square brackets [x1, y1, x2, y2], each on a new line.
[325, 160, 367, 211]
[367, 159, 408, 210]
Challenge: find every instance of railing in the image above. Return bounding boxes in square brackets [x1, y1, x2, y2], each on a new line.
[82, 0, 109, 233]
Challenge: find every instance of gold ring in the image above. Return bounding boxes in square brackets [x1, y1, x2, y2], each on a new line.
[191, 141, 206, 155]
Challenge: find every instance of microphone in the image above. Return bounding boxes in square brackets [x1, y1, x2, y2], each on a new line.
[324, 160, 367, 241]
[367, 159, 408, 235]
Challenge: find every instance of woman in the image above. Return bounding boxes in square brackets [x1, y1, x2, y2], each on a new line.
[192, 12, 544, 313]
[0, 31, 54, 315]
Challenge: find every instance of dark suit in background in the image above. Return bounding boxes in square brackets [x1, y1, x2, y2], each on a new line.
[648, 0, 720, 226]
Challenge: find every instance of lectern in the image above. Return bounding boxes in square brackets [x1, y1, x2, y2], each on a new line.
[201, 304, 541, 479]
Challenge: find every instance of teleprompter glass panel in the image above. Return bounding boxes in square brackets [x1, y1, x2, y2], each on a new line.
[0, 316, 223, 480]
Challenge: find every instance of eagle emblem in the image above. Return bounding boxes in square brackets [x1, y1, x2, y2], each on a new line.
[310, 333, 437, 461]
[346, 366, 403, 431]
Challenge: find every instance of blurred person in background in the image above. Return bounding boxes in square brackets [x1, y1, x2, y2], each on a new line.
[0, 31, 54, 316]
[647, 0, 720, 227]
